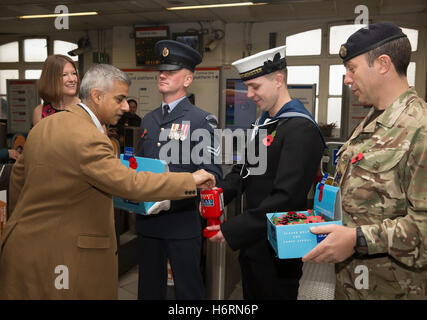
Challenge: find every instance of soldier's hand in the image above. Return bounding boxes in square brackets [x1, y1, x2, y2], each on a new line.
[192, 169, 216, 189]
[302, 224, 357, 264]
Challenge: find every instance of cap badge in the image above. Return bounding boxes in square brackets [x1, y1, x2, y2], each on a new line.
[339, 45, 347, 58]
[162, 47, 169, 57]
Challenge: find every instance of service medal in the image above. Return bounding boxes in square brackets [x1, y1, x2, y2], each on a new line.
[173, 123, 181, 140]
[179, 124, 190, 141]
[169, 123, 178, 140]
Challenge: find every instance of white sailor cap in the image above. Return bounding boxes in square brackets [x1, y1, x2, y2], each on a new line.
[232, 45, 287, 81]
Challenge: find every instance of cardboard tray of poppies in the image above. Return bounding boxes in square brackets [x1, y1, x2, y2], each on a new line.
[113, 150, 169, 215]
[267, 183, 342, 259]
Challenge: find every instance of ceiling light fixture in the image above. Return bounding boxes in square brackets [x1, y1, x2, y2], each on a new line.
[167, 2, 267, 10]
[19, 12, 98, 19]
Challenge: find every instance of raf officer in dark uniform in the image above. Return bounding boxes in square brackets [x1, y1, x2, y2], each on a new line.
[135, 40, 223, 300]
[207, 45, 325, 299]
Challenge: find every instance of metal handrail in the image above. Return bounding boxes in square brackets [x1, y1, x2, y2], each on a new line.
[320, 141, 345, 177]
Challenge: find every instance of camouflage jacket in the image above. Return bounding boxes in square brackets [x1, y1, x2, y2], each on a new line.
[333, 88, 427, 299]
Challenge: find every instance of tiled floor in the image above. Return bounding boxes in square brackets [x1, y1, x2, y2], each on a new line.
[118, 265, 243, 300]
[118, 265, 139, 300]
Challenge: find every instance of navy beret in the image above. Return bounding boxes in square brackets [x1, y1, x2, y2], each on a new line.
[155, 40, 202, 72]
[339, 22, 407, 62]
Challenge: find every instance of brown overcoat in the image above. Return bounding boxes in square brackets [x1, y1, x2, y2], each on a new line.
[0, 105, 197, 299]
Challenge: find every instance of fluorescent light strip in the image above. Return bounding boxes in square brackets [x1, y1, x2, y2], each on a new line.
[19, 12, 98, 19]
[167, 2, 266, 10]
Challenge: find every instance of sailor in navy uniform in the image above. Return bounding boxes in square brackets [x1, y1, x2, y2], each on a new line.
[135, 40, 223, 300]
[207, 45, 326, 299]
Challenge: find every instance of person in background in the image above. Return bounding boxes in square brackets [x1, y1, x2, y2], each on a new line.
[0, 63, 215, 299]
[113, 98, 142, 137]
[302, 22, 427, 300]
[123, 99, 142, 127]
[0, 149, 20, 161]
[32, 54, 80, 126]
[206, 45, 325, 299]
[135, 40, 223, 300]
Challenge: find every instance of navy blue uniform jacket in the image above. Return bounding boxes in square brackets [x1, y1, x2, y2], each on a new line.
[135, 97, 223, 239]
[219, 105, 324, 264]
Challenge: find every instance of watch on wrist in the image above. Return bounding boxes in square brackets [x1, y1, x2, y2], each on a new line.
[354, 226, 368, 255]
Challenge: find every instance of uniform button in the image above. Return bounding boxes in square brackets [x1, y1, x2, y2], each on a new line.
[157, 142, 161, 147]
[373, 162, 380, 170]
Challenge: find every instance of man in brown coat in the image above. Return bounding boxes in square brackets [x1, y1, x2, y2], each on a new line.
[0, 64, 215, 299]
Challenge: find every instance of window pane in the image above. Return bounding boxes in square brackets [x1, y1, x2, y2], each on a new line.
[315, 97, 319, 122]
[287, 65, 319, 95]
[401, 28, 418, 52]
[0, 41, 19, 62]
[407, 62, 416, 87]
[0, 70, 19, 95]
[286, 29, 321, 56]
[329, 64, 346, 95]
[25, 69, 42, 79]
[329, 24, 367, 54]
[327, 97, 342, 128]
[1, 96, 7, 119]
[24, 38, 47, 62]
[54, 40, 78, 61]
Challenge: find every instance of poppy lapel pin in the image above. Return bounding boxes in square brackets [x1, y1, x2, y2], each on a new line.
[262, 130, 276, 147]
[141, 129, 148, 139]
[351, 152, 364, 164]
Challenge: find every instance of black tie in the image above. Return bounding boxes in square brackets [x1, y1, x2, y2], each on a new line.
[163, 104, 169, 119]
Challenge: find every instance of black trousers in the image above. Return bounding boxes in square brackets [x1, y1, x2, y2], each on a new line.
[238, 248, 302, 300]
[137, 235, 205, 300]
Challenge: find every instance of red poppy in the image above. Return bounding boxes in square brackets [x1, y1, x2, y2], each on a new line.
[351, 152, 364, 164]
[129, 156, 138, 169]
[262, 134, 274, 147]
[297, 213, 307, 219]
[141, 129, 148, 139]
[307, 215, 325, 223]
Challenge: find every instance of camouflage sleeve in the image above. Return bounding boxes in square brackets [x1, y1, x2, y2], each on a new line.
[361, 128, 427, 269]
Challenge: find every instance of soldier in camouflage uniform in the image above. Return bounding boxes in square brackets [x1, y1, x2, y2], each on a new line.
[302, 22, 427, 299]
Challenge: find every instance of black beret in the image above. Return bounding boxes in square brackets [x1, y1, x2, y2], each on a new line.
[155, 40, 202, 72]
[339, 22, 407, 62]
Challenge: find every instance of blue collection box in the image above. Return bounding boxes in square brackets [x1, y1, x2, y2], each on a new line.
[267, 183, 342, 259]
[113, 153, 169, 215]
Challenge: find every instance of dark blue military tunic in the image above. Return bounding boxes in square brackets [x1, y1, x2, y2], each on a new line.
[135, 97, 223, 239]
